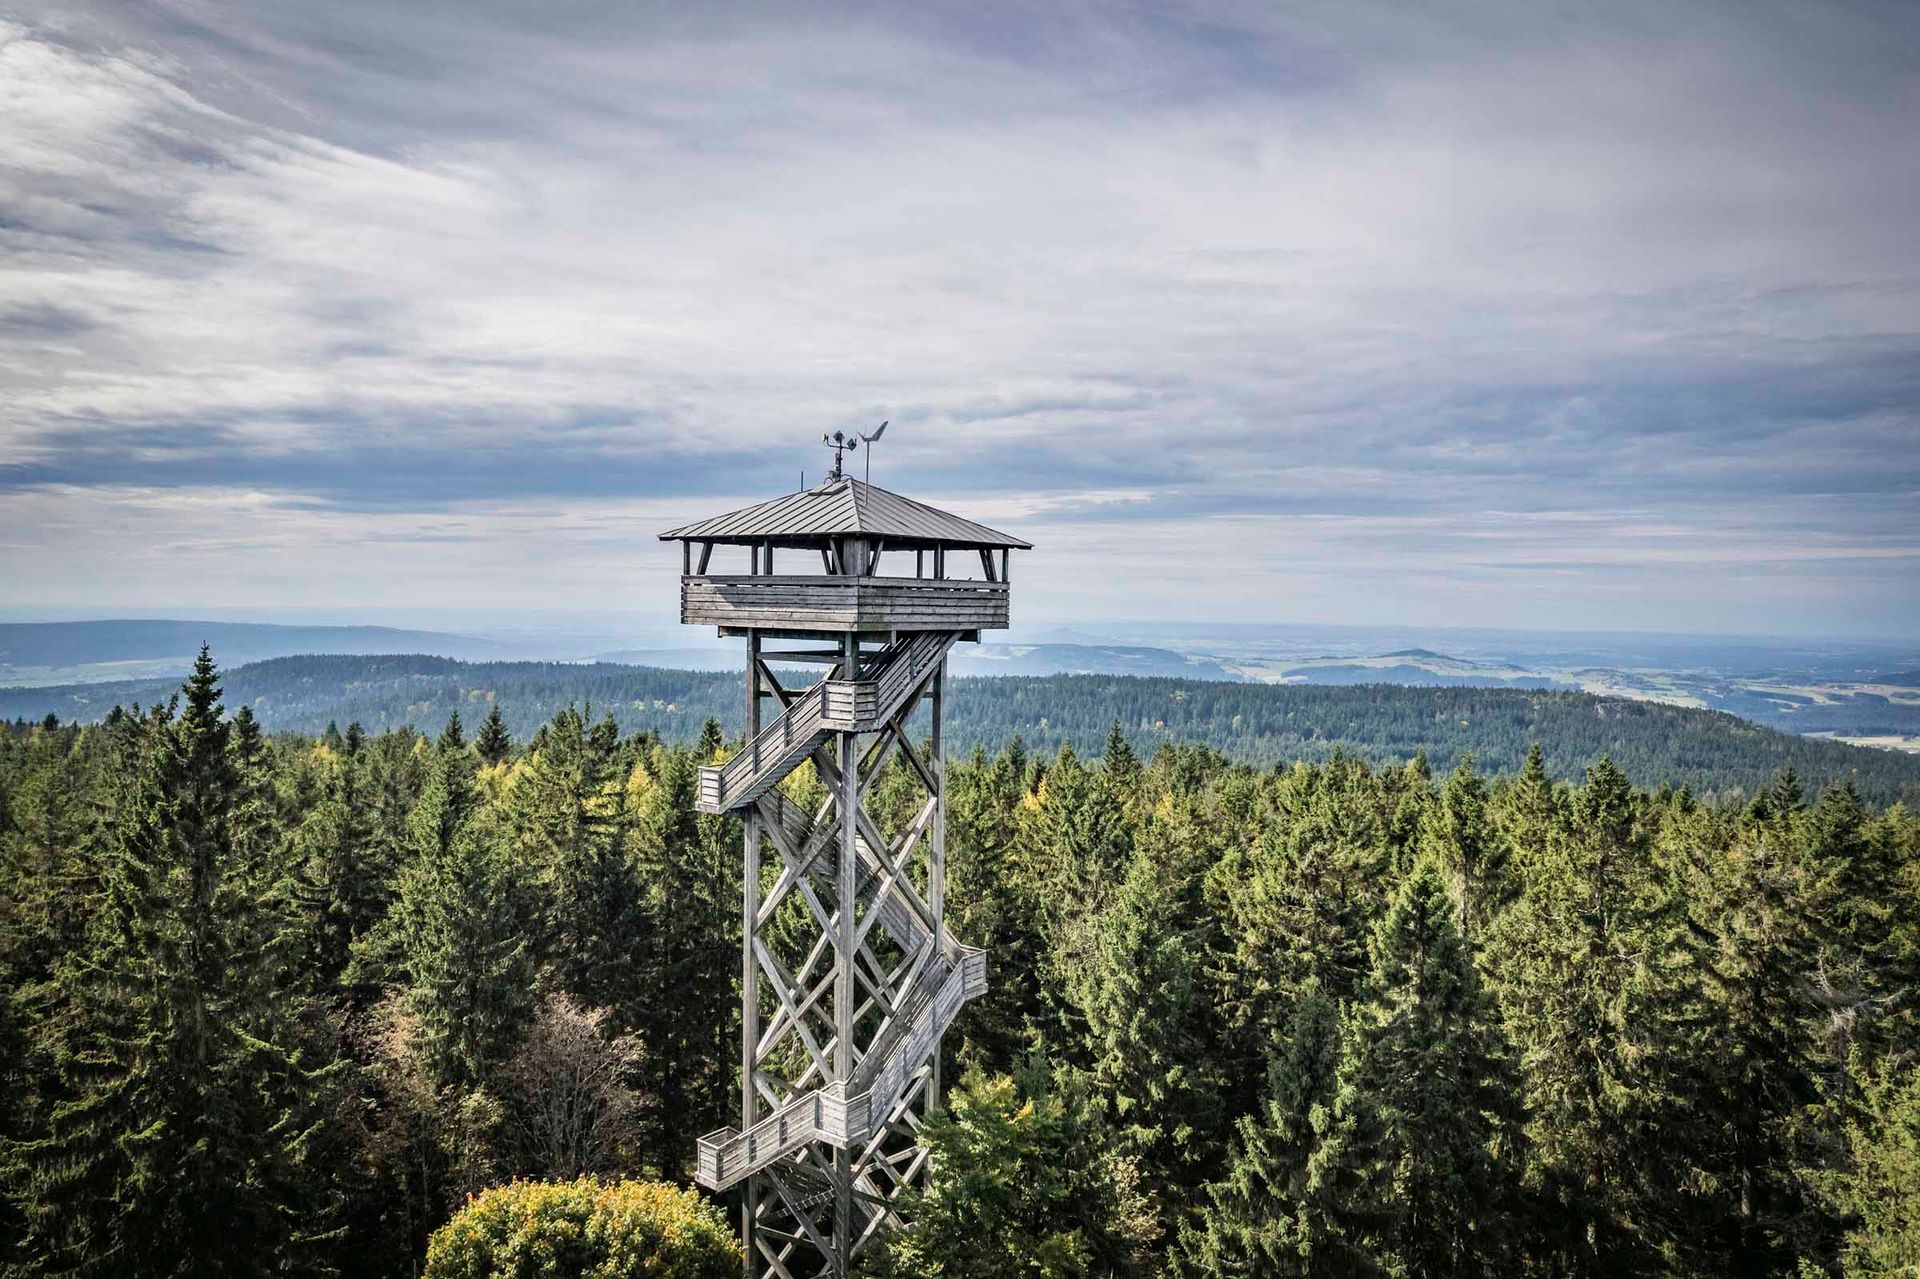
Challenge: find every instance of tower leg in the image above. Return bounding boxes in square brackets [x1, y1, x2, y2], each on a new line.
[712, 633, 974, 1279]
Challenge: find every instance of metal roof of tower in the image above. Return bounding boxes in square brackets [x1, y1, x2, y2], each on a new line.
[658, 477, 1032, 550]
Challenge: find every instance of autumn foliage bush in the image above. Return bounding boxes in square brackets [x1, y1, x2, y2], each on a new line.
[423, 1178, 738, 1279]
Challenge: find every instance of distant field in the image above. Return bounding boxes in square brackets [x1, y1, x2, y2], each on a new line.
[1811, 733, 1920, 756]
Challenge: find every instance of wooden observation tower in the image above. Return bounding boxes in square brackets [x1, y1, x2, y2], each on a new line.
[661, 453, 1029, 1278]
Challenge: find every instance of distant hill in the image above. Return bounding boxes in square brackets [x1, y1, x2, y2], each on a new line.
[1277, 662, 1564, 690]
[951, 644, 1238, 680]
[0, 619, 511, 686]
[7, 652, 1919, 805]
[598, 642, 1239, 682]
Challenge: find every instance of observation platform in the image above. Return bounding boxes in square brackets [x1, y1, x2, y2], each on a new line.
[661, 475, 1028, 640]
[678, 574, 1008, 634]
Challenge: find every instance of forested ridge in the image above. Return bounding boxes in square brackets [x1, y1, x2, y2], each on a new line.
[8, 651, 1920, 805]
[3, 650, 1918, 1276]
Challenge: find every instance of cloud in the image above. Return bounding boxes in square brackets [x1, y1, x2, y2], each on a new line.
[0, 1, 1915, 635]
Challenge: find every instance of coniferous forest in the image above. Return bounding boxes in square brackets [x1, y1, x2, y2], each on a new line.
[3, 650, 1919, 1277]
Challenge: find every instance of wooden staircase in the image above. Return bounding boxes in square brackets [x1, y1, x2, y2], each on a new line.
[696, 631, 956, 814]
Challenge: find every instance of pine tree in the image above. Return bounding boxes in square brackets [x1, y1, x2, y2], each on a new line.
[1103, 718, 1142, 798]
[1825, 1062, 1920, 1274]
[1498, 744, 1558, 876]
[1023, 744, 1133, 1036]
[1215, 761, 1388, 1059]
[474, 704, 512, 767]
[1798, 781, 1899, 1070]
[947, 742, 1043, 1071]
[11, 650, 345, 1276]
[1674, 788, 1831, 1268]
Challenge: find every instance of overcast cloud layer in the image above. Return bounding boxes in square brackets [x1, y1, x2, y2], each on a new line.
[1, 0, 1915, 636]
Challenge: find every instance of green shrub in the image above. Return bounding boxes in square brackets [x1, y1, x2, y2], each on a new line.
[424, 1177, 739, 1279]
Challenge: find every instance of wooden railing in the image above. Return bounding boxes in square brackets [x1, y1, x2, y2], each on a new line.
[682, 574, 1009, 633]
[695, 943, 986, 1192]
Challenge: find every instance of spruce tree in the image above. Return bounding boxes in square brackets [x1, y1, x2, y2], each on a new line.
[388, 739, 533, 1093]
[1179, 983, 1348, 1277]
[474, 704, 512, 767]
[1419, 751, 1509, 943]
[869, 1051, 1159, 1279]
[629, 740, 738, 1161]
[1215, 761, 1388, 1061]
[289, 723, 387, 1000]
[11, 650, 345, 1277]
[1065, 838, 1222, 1214]
[510, 707, 642, 1023]
[1023, 744, 1133, 1036]
[1484, 756, 1691, 1271]
[1675, 786, 1830, 1268]
[947, 741, 1044, 1071]
[1323, 856, 1523, 1275]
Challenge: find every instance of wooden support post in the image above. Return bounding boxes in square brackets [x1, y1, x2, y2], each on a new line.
[930, 655, 947, 1108]
[741, 634, 763, 1277]
[834, 728, 857, 1265]
[748, 632, 762, 774]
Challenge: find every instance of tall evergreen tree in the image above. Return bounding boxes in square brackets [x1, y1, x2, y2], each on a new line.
[474, 704, 512, 767]
[629, 740, 738, 1162]
[1065, 838, 1222, 1215]
[947, 742, 1043, 1071]
[868, 1052, 1160, 1279]
[1179, 983, 1348, 1277]
[1484, 756, 1691, 1271]
[1420, 751, 1509, 943]
[387, 740, 533, 1093]
[1215, 761, 1388, 1067]
[290, 723, 389, 1000]
[10, 651, 345, 1277]
[511, 707, 643, 1023]
[437, 711, 465, 754]
[1320, 856, 1523, 1275]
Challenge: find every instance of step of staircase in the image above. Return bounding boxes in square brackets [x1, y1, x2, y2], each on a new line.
[694, 945, 986, 1192]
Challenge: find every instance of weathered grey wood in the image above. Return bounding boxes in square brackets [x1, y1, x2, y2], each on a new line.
[672, 479, 1024, 1279]
[683, 575, 1009, 634]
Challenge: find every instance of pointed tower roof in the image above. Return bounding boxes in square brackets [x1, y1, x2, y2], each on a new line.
[659, 477, 1031, 550]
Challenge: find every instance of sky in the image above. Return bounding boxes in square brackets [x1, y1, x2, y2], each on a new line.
[1, 0, 1916, 639]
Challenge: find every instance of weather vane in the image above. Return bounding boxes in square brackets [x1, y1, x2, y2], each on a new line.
[823, 420, 888, 482]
